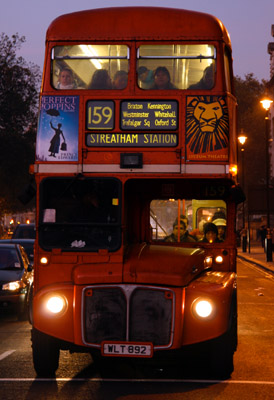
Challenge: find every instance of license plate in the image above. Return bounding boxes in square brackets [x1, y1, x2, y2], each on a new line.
[102, 342, 153, 357]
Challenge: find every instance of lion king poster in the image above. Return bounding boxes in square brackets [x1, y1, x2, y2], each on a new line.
[186, 96, 229, 161]
[36, 95, 79, 162]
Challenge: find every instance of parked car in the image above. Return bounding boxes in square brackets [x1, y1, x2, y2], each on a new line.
[0, 243, 33, 319]
[12, 223, 35, 239]
[0, 239, 34, 265]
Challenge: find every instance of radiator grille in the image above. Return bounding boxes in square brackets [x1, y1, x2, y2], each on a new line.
[84, 288, 127, 343]
[83, 286, 173, 346]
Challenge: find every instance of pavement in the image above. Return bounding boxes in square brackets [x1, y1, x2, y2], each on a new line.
[237, 241, 274, 275]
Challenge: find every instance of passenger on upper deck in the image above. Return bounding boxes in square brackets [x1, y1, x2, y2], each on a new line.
[113, 70, 128, 90]
[188, 64, 214, 90]
[57, 67, 77, 89]
[137, 66, 154, 89]
[151, 67, 177, 90]
[89, 69, 112, 90]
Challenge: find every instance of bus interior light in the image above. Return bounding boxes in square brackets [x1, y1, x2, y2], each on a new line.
[120, 153, 143, 169]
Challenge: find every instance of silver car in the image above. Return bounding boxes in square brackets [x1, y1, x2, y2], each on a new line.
[0, 243, 33, 320]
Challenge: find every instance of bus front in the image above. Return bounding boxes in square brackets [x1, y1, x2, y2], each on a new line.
[31, 7, 243, 378]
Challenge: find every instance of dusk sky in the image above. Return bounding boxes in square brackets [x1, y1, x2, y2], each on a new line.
[1, 0, 274, 81]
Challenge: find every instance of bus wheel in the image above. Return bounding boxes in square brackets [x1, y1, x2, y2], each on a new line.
[17, 297, 28, 321]
[27, 285, 33, 325]
[31, 328, 60, 377]
[209, 309, 236, 378]
[209, 336, 234, 379]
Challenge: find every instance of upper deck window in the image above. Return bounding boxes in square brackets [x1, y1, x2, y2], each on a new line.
[137, 44, 216, 90]
[52, 45, 129, 90]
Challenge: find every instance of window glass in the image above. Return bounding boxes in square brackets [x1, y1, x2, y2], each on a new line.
[52, 45, 129, 90]
[150, 199, 226, 243]
[224, 48, 232, 92]
[39, 177, 122, 251]
[137, 44, 216, 90]
[0, 249, 20, 270]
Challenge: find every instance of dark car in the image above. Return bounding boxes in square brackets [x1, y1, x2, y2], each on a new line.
[12, 223, 35, 239]
[0, 243, 33, 319]
[0, 239, 34, 265]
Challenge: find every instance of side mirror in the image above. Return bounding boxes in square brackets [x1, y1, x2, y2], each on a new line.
[230, 184, 246, 205]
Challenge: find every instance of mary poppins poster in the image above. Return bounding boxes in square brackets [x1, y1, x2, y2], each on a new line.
[36, 95, 79, 161]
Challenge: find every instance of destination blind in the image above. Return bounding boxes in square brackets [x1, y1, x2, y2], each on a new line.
[86, 133, 178, 147]
[120, 101, 178, 130]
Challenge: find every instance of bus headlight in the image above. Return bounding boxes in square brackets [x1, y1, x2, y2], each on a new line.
[46, 295, 66, 314]
[192, 298, 214, 318]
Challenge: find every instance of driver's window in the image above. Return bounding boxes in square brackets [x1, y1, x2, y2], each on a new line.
[150, 199, 226, 243]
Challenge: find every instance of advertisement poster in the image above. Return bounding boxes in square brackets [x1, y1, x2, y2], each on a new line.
[36, 95, 79, 162]
[186, 96, 229, 161]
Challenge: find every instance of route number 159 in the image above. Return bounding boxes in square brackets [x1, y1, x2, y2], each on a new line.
[86, 100, 114, 130]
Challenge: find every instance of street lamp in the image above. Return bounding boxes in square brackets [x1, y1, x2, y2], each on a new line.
[238, 131, 247, 252]
[260, 98, 273, 262]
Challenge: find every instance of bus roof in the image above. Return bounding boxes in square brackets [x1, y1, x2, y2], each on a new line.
[46, 7, 231, 48]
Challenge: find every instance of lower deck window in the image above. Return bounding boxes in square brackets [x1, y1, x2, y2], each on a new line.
[39, 177, 122, 251]
[151, 199, 227, 243]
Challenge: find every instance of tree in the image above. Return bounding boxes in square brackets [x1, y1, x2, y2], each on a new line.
[234, 73, 267, 194]
[0, 33, 41, 216]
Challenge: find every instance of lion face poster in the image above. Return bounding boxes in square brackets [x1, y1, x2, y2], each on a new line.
[186, 96, 229, 161]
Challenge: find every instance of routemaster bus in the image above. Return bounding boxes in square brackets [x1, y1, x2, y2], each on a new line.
[30, 7, 244, 377]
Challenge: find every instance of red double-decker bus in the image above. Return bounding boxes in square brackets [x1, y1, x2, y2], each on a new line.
[30, 7, 244, 377]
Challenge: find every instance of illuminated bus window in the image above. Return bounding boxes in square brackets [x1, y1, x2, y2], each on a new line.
[224, 47, 232, 92]
[137, 44, 216, 90]
[150, 199, 226, 243]
[52, 45, 129, 89]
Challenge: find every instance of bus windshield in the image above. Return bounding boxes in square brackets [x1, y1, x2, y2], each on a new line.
[38, 177, 122, 251]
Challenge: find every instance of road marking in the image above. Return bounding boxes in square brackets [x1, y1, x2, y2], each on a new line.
[0, 350, 15, 361]
[0, 378, 273, 385]
[238, 257, 274, 280]
[238, 302, 274, 305]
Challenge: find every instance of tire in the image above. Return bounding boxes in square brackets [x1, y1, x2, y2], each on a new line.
[17, 294, 28, 321]
[17, 300, 28, 321]
[28, 285, 33, 325]
[31, 328, 60, 377]
[209, 295, 237, 379]
[209, 334, 234, 379]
